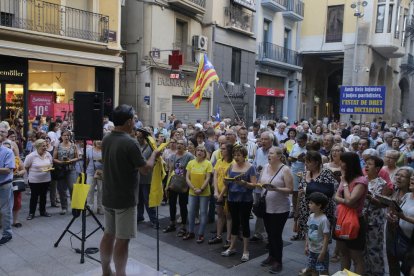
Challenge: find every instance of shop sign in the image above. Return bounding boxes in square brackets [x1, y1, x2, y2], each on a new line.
[0, 56, 28, 82]
[54, 103, 74, 121]
[28, 92, 54, 119]
[181, 87, 211, 98]
[340, 86, 385, 114]
[157, 76, 191, 88]
[256, 87, 285, 98]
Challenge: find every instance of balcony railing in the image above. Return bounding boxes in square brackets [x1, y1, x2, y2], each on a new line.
[261, 0, 287, 12]
[0, 0, 109, 43]
[283, 0, 304, 20]
[168, 0, 206, 15]
[173, 42, 196, 65]
[224, 5, 254, 35]
[258, 42, 302, 67]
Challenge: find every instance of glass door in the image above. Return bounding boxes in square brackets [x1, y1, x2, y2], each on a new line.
[0, 83, 24, 121]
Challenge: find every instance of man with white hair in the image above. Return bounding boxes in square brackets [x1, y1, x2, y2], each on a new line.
[154, 120, 169, 139]
[274, 123, 288, 143]
[345, 125, 361, 146]
[377, 132, 394, 158]
[0, 126, 15, 245]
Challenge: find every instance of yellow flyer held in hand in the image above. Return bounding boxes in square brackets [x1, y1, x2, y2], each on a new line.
[71, 173, 90, 210]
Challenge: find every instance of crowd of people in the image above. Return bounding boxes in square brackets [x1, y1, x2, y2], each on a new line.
[1, 110, 414, 276]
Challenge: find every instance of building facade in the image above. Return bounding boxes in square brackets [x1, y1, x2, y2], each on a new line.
[0, 0, 123, 131]
[254, 0, 303, 124]
[121, 0, 209, 126]
[300, 0, 411, 123]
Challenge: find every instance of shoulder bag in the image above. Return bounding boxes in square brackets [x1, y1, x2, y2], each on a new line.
[168, 154, 188, 193]
[12, 177, 25, 192]
[334, 182, 361, 240]
[252, 165, 284, 218]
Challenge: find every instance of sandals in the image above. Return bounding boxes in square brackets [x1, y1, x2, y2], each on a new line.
[12, 222, 22, 228]
[196, 235, 204, 243]
[208, 235, 222, 245]
[221, 249, 237, 257]
[176, 228, 187, 237]
[163, 224, 176, 233]
[241, 252, 249, 262]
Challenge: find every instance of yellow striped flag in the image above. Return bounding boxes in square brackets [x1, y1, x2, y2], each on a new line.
[187, 53, 219, 108]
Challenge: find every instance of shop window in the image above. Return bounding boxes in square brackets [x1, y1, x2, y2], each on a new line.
[231, 48, 241, 84]
[0, 12, 13, 27]
[376, 4, 386, 33]
[326, 5, 344, 43]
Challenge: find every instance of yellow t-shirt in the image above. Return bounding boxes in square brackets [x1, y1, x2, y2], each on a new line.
[186, 159, 213, 196]
[214, 159, 233, 195]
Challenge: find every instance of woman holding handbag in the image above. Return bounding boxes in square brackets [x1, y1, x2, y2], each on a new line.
[53, 130, 79, 215]
[86, 140, 103, 214]
[259, 146, 293, 274]
[24, 139, 53, 220]
[163, 139, 194, 236]
[334, 151, 368, 275]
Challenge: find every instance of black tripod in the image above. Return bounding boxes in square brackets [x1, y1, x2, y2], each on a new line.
[54, 140, 104, 264]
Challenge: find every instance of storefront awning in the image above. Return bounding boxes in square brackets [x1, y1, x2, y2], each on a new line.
[256, 87, 285, 98]
[0, 40, 123, 69]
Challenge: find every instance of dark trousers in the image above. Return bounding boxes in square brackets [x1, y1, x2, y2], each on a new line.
[228, 201, 253, 238]
[137, 184, 157, 223]
[264, 212, 289, 263]
[208, 189, 216, 222]
[168, 190, 188, 225]
[29, 182, 50, 215]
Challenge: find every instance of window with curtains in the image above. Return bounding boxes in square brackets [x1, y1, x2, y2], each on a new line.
[326, 5, 344, 43]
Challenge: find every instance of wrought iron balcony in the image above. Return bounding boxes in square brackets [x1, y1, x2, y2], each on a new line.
[0, 0, 109, 43]
[401, 54, 414, 74]
[168, 0, 206, 15]
[224, 5, 254, 36]
[282, 0, 304, 21]
[261, 0, 286, 12]
[258, 42, 302, 69]
[173, 42, 196, 66]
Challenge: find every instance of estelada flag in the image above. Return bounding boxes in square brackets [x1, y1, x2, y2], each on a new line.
[187, 53, 219, 108]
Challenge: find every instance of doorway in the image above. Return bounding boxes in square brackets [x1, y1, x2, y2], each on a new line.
[0, 82, 25, 121]
[327, 69, 343, 121]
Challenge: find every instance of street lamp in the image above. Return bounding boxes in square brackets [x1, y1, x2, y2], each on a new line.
[351, 1, 368, 86]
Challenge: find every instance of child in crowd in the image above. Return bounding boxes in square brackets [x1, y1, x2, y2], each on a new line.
[299, 192, 330, 276]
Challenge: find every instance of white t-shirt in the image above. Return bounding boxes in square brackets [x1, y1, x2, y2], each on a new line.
[400, 193, 414, 238]
[24, 150, 53, 183]
[307, 213, 330, 253]
[48, 131, 59, 147]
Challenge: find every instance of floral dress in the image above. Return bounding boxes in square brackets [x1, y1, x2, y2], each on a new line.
[363, 177, 387, 276]
[297, 168, 338, 239]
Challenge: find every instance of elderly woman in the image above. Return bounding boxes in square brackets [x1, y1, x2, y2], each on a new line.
[24, 139, 54, 220]
[183, 145, 213, 243]
[334, 152, 368, 275]
[221, 145, 257, 262]
[386, 166, 414, 276]
[293, 151, 337, 241]
[86, 140, 103, 214]
[383, 149, 400, 183]
[53, 130, 79, 215]
[260, 147, 293, 274]
[363, 155, 388, 276]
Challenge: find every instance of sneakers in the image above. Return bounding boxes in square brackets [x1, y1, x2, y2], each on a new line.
[223, 239, 231, 249]
[40, 212, 51, 217]
[182, 232, 195, 240]
[241, 252, 249, 262]
[208, 235, 222, 245]
[221, 249, 237, 257]
[26, 214, 35, 220]
[0, 236, 12, 245]
[196, 235, 204, 244]
[60, 209, 67, 215]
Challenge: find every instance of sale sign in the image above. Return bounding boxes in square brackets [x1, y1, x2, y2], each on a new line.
[28, 92, 54, 119]
[54, 103, 73, 121]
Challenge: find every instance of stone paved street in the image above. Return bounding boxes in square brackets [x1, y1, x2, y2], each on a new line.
[0, 191, 344, 276]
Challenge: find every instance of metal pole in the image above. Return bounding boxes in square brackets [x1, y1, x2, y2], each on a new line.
[353, 14, 360, 87]
[219, 82, 242, 122]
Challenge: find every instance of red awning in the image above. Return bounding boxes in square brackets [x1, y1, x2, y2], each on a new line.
[256, 87, 285, 98]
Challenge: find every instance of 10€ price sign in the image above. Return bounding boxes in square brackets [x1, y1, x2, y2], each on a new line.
[28, 92, 54, 119]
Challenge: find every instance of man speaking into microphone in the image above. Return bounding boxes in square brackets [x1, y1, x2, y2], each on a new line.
[100, 104, 159, 276]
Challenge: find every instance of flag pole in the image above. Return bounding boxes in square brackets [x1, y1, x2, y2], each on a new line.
[219, 82, 242, 122]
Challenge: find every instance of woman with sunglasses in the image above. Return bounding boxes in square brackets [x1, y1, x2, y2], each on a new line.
[163, 139, 194, 236]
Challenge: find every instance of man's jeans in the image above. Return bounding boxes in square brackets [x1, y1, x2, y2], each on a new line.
[137, 184, 157, 223]
[0, 183, 13, 238]
[188, 195, 209, 235]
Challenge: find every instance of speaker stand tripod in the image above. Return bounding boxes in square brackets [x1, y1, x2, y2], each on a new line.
[54, 140, 104, 264]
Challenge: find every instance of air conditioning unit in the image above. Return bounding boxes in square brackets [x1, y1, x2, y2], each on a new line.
[193, 35, 208, 51]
